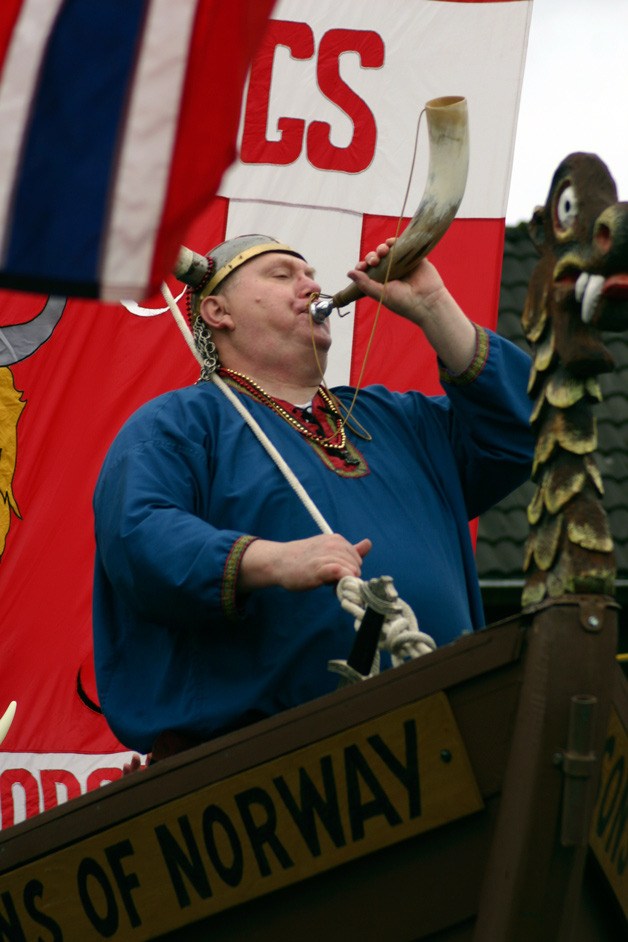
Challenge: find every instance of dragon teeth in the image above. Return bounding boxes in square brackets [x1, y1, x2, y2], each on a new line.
[575, 272, 605, 323]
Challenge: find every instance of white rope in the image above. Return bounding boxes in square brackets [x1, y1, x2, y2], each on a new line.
[161, 282, 333, 536]
[337, 575, 436, 670]
[210, 373, 334, 535]
[162, 282, 432, 669]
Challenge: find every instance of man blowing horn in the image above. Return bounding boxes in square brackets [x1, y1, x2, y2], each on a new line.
[92, 235, 533, 761]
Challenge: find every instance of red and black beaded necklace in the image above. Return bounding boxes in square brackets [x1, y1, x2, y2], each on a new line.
[218, 368, 368, 476]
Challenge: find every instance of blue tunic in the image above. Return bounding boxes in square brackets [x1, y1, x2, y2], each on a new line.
[93, 330, 533, 752]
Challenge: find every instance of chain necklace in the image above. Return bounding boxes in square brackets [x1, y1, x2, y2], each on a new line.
[218, 368, 348, 452]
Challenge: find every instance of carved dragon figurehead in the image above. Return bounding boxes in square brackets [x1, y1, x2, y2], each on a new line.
[522, 152, 628, 607]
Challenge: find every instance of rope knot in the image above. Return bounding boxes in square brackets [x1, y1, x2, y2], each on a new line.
[336, 575, 436, 674]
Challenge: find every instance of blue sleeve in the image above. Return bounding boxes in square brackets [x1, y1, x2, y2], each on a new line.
[93, 402, 252, 628]
[441, 329, 534, 518]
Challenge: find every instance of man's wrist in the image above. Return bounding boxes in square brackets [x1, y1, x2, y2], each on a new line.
[222, 535, 258, 620]
[438, 325, 490, 385]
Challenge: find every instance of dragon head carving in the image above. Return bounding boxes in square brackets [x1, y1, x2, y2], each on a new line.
[521, 153, 628, 606]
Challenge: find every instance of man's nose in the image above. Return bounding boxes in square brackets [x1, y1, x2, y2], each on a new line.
[298, 272, 321, 296]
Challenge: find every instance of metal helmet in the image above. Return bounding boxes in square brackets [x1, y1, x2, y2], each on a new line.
[187, 234, 305, 320]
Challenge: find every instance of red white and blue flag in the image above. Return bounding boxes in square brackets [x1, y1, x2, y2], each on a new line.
[0, 0, 532, 825]
[0, 0, 276, 300]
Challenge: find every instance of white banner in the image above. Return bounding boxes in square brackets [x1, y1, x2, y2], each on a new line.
[221, 0, 532, 218]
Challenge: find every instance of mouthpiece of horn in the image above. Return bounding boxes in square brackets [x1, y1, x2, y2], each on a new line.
[333, 95, 469, 310]
[173, 245, 210, 289]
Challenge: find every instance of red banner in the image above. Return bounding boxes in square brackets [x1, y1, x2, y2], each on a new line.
[0, 0, 532, 825]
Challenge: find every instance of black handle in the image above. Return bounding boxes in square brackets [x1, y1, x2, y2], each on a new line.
[346, 606, 385, 677]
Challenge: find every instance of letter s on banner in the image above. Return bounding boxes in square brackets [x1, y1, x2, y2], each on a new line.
[240, 20, 382, 171]
[307, 29, 383, 172]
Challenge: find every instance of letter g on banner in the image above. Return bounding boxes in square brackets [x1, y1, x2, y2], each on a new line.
[240, 20, 383, 172]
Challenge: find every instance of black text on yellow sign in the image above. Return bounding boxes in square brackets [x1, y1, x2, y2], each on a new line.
[0, 693, 482, 940]
[589, 705, 628, 920]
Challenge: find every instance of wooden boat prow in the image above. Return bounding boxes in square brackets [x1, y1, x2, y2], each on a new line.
[0, 597, 625, 940]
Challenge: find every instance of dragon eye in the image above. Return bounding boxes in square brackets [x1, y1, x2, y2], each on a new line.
[555, 184, 578, 231]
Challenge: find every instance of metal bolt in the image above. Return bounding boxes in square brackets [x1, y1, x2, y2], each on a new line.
[587, 615, 600, 629]
[440, 749, 452, 763]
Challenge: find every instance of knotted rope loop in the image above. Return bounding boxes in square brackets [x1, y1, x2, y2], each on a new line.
[336, 575, 436, 673]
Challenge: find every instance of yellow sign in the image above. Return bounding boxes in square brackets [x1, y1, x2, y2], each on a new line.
[589, 705, 628, 919]
[0, 693, 482, 940]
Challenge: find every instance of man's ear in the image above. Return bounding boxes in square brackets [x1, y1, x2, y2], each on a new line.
[199, 294, 235, 331]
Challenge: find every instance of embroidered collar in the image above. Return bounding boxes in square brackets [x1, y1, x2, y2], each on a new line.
[218, 368, 369, 477]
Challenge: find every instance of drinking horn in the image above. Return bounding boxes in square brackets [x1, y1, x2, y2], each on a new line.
[320, 95, 469, 319]
[173, 95, 469, 321]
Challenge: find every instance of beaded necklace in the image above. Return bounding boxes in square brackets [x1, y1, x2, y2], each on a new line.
[219, 368, 343, 447]
[218, 368, 368, 476]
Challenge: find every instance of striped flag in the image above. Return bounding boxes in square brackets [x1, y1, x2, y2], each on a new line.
[0, 0, 277, 300]
[0, 0, 532, 825]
